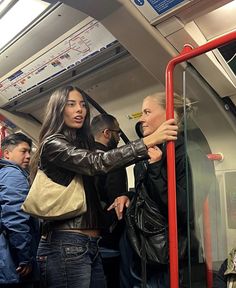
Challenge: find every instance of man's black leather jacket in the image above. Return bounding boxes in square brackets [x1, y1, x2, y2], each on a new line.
[40, 134, 147, 230]
[94, 141, 128, 249]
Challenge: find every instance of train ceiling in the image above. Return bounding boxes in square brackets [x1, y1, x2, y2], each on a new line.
[0, 0, 236, 112]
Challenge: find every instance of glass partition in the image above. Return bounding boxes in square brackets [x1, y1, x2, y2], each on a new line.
[181, 65, 236, 287]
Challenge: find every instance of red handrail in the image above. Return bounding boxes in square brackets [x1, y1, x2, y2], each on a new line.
[0, 126, 6, 158]
[165, 30, 236, 288]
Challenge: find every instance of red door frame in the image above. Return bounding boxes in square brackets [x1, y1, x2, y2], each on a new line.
[165, 30, 236, 288]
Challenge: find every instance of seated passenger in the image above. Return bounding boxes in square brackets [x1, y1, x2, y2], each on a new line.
[213, 247, 236, 288]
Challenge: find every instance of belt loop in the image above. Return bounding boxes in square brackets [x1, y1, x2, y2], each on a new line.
[97, 236, 102, 246]
[41, 230, 52, 242]
[47, 230, 52, 242]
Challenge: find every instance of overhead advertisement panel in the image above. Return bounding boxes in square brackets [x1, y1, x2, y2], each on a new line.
[0, 17, 116, 105]
[130, 0, 190, 23]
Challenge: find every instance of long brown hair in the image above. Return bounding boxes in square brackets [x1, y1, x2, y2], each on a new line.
[30, 85, 92, 182]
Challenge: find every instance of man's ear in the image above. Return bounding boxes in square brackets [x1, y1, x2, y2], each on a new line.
[3, 149, 10, 160]
[103, 128, 111, 139]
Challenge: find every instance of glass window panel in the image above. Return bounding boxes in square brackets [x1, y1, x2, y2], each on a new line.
[181, 64, 236, 287]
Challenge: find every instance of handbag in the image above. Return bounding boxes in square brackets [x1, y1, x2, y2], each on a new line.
[22, 135, 87, 220]
[125, 183, 169, 264]
[125, 183, 187, 265]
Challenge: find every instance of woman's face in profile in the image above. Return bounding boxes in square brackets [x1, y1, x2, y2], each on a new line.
[63, 90, 87, 129]
[140, 97, 166, 137]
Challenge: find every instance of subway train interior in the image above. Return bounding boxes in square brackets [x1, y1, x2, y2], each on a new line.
[0, 0, 236, 287]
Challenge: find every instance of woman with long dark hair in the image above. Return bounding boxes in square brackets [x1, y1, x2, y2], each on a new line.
[30, 86, 178, 288]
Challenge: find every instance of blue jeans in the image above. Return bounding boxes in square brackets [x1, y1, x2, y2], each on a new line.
[37, 231, 106, 288]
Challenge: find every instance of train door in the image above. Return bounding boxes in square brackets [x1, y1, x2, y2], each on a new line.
[179, 62, 236, 287]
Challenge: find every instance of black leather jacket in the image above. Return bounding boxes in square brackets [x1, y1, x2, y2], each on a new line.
[40, 134, 147, 231]
[135, 135, 193, 227]
[94, 141, 128, 249]
[133, 134, 197, 262]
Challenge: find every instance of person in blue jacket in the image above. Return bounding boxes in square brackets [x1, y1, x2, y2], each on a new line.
[0, 132, 40, 288]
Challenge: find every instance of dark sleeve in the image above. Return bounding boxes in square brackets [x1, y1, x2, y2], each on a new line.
[145, 159, 167, 217]
[43, 136, 147, 176]
[105, 168, 128, 205]
[1, 168, 32, 266]
[145, 141, 191, 224]
[213, 260, 227, 288]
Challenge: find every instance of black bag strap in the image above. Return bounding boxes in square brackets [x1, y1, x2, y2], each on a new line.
[136, 183, 148, 288]
[141, 234, 147, 288]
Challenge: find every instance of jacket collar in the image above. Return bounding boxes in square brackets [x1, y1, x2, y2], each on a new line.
[94, 141, 109, 152]
[0, 159, 29, 177]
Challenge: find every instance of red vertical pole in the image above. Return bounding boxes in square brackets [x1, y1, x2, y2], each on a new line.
[166, 62, 179, 288]
[165, 31, 236, 288]
[0, 126, 6, 158]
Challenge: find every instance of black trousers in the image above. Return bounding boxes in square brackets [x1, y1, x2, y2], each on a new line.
[102, 256, 120, 288]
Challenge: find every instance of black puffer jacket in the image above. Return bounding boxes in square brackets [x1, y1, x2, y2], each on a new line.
[40, 134, 147, 231]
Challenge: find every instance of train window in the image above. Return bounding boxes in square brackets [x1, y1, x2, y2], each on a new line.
[218, 40, 236, 75]
[225, 171, 236, 229]
[213, 39, 236, 86]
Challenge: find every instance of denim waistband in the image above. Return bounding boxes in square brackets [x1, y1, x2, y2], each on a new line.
[42, 230, 101, 244]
